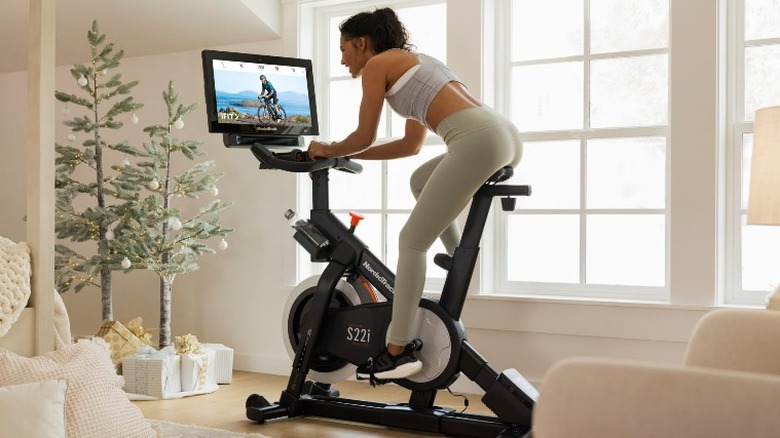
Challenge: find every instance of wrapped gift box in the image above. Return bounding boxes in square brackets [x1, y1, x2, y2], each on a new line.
[122, 348, 181, 398]
[96, 320, 145, 366]
[202, 343, 234, 384]
[180, 349, 217, 392]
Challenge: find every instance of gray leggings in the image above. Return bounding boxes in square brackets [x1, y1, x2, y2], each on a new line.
[386, 107, 523, 346]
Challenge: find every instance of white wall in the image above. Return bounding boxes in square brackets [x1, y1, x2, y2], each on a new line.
[0, 0, 721, 393]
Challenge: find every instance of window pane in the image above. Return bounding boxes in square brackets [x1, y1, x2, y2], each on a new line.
[510, 140, 580, 209]
[744, 44, 780, 122]
[387, 213, 447, 280]
[590, 0, 669, 53]
[587, 137, 666, 209]
[329, 80, 386, 139]
[387, 145, 446, 210]
[329, 15, 349, 77]
[512, 62, 583, 131]
[512, 0, 583, 61]
[397, 4, 447, 61]
[507, 215, 580, 283]
[745, 0, 780, 40]
[742, 216, 780, 291]
[590, 55, 668, 128]
[329, 159, 382, 210]
[586, 215, 665, 286]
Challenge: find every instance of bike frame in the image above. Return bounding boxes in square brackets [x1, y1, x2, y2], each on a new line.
[247, 142, 537, 437]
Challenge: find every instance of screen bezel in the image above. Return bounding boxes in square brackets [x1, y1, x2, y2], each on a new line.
[201, 50, 320, 138]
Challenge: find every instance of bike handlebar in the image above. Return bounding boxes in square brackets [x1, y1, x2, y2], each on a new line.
[250, 143, 363, 174]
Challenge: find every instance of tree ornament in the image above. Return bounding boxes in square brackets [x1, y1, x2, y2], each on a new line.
[105, 229, 115, 240]
[173, 117, 184, 130]
[121, 158, 130, 167]
[77, 75, 88, 87]
[61, 105, 70, 115]
[67, 133, 76, 142]
[169, 217, 182, 231]
[131, 113, 139, 124]
[101, 69, 108, 76]
[149, 179, 160, 190]
[218, 238, 228, 250]
[120, 257, 132, 269]
[210, 186, 219, 196]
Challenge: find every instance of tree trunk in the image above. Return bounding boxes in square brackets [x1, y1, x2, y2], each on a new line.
[100, 264, 112, 321]
[159, 274, 173, 348]
[93, 73, 112, 320]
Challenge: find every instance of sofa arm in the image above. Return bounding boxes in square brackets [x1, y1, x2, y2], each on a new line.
[684, 308, 780, 375]
[532, 358, 780, 438]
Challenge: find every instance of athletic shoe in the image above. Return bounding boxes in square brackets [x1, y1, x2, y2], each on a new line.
[356, 339, 423, 382]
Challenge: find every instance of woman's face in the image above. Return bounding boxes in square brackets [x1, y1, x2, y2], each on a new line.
[340, 35, 367, 78]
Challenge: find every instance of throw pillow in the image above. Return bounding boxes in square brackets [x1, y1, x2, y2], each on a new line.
[0, 236, 31, 336]
[0, 338, 156, 438]
[0, 379, 68, 438]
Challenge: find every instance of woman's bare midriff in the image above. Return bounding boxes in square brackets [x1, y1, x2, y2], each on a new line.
[426, 82, 483, 132]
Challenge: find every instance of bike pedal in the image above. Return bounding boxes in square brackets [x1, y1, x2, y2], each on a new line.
[433, 253, 453, 271]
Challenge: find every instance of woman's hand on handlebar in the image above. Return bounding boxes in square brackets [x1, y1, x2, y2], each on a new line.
[308, 140, 333, 159]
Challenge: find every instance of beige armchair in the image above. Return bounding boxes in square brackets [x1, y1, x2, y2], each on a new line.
[531, 308, 780, 438]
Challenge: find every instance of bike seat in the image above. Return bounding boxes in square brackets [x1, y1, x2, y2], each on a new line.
[486, 166, 514, 184]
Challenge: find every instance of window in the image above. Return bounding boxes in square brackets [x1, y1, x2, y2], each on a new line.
[494, 0, 670, 300]
[726, 0, 780, 305]
[308, 1, 448, 284]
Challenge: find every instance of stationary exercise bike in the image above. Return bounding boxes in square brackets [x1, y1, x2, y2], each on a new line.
[241, 137, 537, 438]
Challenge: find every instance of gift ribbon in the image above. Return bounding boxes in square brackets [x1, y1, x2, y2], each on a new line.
[125, 317, 155, 345]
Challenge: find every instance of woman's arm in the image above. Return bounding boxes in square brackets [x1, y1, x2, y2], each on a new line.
[351, 119, 427, 160]
[309, 57, 387, 159]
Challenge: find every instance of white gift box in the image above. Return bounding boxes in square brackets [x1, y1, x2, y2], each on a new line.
[122, 348, 181, 398]
[202, 343, 234, 384]
[180, 349, 217, 392]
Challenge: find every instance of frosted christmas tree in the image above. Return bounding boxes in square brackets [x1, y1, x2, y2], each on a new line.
[55, 21, 232, 347]
[54, 20, 145, 320]
[111, 81, 232, 348]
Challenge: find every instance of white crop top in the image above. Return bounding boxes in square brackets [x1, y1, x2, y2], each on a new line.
[385, 53, 463, 130]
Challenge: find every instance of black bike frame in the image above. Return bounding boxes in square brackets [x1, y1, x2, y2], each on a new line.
[245, 143, 537, 437]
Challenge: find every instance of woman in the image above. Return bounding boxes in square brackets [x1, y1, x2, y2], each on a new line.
[308, 7, 522, 381]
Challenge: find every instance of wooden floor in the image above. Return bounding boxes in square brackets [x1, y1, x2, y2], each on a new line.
[136, 371, 495, 438]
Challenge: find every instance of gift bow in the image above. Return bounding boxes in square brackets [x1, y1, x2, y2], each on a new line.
[174, 333, 203, 355]
[125, 317, 155, 346]
[175, 334, 209, 390]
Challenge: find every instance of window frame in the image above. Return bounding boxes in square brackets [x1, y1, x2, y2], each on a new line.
[489, 0, 671, 302]
[723, 0, 780, 306]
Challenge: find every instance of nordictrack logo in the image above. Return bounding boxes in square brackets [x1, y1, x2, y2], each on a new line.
[362, 261, 393, 293]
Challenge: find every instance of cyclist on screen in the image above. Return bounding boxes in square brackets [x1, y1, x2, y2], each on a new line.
[258, 75, 281, 121]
